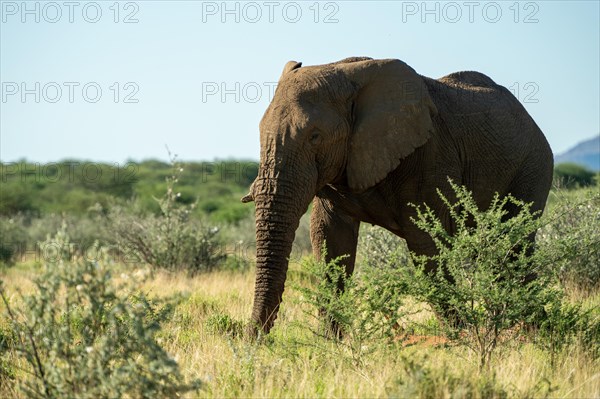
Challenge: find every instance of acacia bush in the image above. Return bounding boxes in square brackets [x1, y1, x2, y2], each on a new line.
[406, 182, 562, 370]
[0, 229, 200, 398]
[110, 160, 225, 274]
[296, 245, 409, 362]
[298, 183, 600, 373]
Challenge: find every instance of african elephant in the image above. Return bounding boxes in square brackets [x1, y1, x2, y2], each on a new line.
[242, 57, 553, 335]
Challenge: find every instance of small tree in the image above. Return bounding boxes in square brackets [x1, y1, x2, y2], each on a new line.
[110, 155, 225, 274]
[408, 181, 559, 370]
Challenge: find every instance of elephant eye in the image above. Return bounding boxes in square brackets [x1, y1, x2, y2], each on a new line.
[310, 131, 321, 145]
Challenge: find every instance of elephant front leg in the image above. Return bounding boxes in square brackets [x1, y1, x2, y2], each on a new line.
[310, 196, 360, 338]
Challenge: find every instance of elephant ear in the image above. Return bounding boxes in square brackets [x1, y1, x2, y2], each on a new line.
[280, 61, 302, 80]
[336, 59, 437, 191]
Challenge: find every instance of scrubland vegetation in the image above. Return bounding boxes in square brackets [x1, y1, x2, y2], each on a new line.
[0, 159, 598, 398]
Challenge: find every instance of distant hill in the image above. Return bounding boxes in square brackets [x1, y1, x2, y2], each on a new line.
[555, 135, 600, 171]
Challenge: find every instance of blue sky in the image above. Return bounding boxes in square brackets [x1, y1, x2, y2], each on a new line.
[1, 1, 599, 163]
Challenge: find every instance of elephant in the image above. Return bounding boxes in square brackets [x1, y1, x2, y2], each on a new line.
[242, 57, 553, 336]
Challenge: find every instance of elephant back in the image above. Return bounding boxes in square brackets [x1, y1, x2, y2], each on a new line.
[438, 71, 498, 90]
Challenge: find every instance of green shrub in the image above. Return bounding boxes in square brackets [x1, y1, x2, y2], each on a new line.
[27, 207, 111, 249]
[296, 249, 355, 338]
[0, 215, 28, 265]
[0, 209, 112, 267]
[0, 230, 200, 398]
[110, 159, 225, 274]
[538, 191, 600, 294]
[295, 245, 409, 362]
[205, 313, 244, 337]
[554, 163, 597, 189]
[535, 300, 600, 365]
[210, 202, 253, 225]
[408, 181, 560, 370]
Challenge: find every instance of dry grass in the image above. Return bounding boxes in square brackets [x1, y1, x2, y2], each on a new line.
[134, 265, 600, 397]
[1, 262, 599, 398]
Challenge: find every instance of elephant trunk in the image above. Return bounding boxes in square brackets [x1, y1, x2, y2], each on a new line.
[249, 174, 313, 336]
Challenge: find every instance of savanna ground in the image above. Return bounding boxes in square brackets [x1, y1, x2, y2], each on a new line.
[0, 160, 599, 398]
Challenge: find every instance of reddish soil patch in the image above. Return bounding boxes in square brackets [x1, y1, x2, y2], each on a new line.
[399, 334, 450, 347]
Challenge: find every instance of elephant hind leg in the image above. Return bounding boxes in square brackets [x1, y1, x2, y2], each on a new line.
[504, 149, 553, 217]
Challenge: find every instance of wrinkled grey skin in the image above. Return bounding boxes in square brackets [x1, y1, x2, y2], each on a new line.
[243, 57, 553, 336]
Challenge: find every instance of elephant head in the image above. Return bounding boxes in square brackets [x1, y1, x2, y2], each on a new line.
[246, 57, 437, 335]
